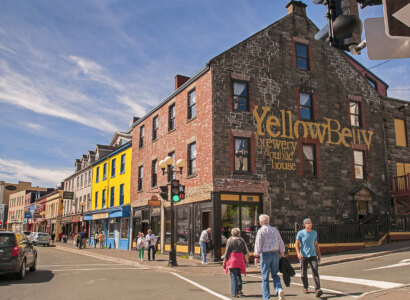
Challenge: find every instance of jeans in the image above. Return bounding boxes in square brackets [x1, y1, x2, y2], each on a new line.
[138, 249, 144, 260]
[300, 256, 320, 291]
[260, 252, 282, 300]
[199, 241, 207, 262]
[147, 245, 156, 261]
[229, 268, 242, 296]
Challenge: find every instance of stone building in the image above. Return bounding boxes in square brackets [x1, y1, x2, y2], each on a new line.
[128, 1, 407, 259]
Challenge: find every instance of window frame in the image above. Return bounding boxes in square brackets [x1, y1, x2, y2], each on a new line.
[188, 89, 196, 120]
[138, 165, 143, 191]
[103, 163, 107, 180]
[120, 154, 126, 173]
[168, 103, 175, 131]
[353, 150, 366, 180]
[110, 186, 115, 207]
[94, 191, 98, 210]
[139, 125, 144, 148]
[302, 143, 317, 177]
[299, 92, 313, 121]
[349, 101, 362, 127]
[102, 189, 106, 209]
[233, 137, 251, 173]
[152, 116, 159, 141]
[232, 80, 249, 112]
[188, 142, 197, 176]
[295, 42, 310, 71]
[111, 158, 116, 178]
[119, 184, 124, 206]
[394, 118, 408, 147]
[151, 159, 158, 187]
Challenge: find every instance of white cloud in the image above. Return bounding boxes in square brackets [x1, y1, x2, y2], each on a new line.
[25, 122, 45, 131]
[0, 158, 71, 188]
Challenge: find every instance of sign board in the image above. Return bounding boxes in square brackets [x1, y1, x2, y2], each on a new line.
[364, 18, 410, 60]
[383, 0, 410, 38]
[151, 195, 159, 201]
[63, 191, 74, 199]
[148, 200, 161, 207]
[24, 212, 32, 219]
[5, 185, 17, 191]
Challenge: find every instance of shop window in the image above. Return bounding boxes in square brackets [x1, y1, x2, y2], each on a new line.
[103, 163, 107, 180]
[221, 204, 240, 245]
[232, 80, 249, 111]
[302, 144, 316, 176]
[299, 93, 313, 120]
[188, 89, 196, 119]
[119, 184, 124, 206]
[110, 187, 115, 207]
[188, 142, 197, 176]
[354, 150, 366, 180]
[138, 166, 143, 191]
[121, 218, 129, 239]
[120, 154, 126, 173]
[102, 189, 106, 208]
[169, 103, 175, 131]
[350, 101, 362, 127]
[111, 158, 116, 178]
[295, 43, 309, 70]
[168, 151, 175, 182]
[394, 119, 407, 147]
[139, 125, 144, 148]
[152, 116, 158, 141]
[234, 137, 250, 172]
[108, 222, 115, 239]
[176, 207, 188, 244]
[151, 159, 157, 187]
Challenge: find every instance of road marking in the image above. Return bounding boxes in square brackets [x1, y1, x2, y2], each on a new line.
[46, 267, 144, 272]
[366, 259, 410, 270]
[171, 272, 231, 300]
[39, 264, 123, 267]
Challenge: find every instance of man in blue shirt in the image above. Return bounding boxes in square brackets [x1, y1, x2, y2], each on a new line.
[295, 218, 322, 297]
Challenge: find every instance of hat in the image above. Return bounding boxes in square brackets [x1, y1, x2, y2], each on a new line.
[303, 218, 312, 224]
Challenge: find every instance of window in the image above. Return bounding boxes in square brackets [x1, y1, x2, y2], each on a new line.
[188, 89, 196, 119]
[94, 191, 98, 209]
[152, 116, 158, 141]
[119, 184, 124, 206]
[77, 177, 79, 189]
[87, 194, 91, 211]
[80, 175, 83, 187]
[110, 187, 115, 207]
[168, 151, 175, 182]
[169, 104, 175, 131]
[234, 137, 250, 172]
[295, 43, 309, 70]
[111, 158, 116, 178]
[366, 76, 377, 90]
[103, 163, 107, 180]
[188, 142, 197, 176]
[233, 81, 249, 111]
[354, 150, 365, 179]
[121, 218, 129, 239]
[102, 189, 106, 208]
[84, 173, 87, 186]
[350, 101, 362, 127]
[139, 125, 144, 148]
[302, 144, 316, 176]
[108, 223, 115, 239]
[120, 154, 126, 173]
[176, 207, 189, 243]
[89, 171, 92, 185]
[300, 93, 313, 120]
[394, 119, 407, 147]
[138, 166, 143, 191]
[151, 159, 158, 187]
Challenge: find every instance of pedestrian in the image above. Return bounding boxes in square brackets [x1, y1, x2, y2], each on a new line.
[74, 232, 80, 248]
[58, 232, 63, 242]
[136, 232, 146, 262]
[295, 218, 322, 297]
[94, 232, 99, 248]
[145, 229, 157, 261]
[80, 229, 87, 249]
[223, 228, 249, 298]
[99, 232, 105, 248]
[254, 214, 286, 300]
[199, 228, 211, 264]
[50, 232, 55, 245]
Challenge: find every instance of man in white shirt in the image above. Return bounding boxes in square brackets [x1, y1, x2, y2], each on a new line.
[145, 229, 157, 261]
[199, 228, 211, 264]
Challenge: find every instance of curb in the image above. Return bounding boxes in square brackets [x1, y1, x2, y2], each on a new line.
[356, 284, 410, 299]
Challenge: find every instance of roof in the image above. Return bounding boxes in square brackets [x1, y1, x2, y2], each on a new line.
[92, 141, 132, 166]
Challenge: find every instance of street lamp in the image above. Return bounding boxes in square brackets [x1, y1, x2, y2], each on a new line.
[159, 156, 185, 267]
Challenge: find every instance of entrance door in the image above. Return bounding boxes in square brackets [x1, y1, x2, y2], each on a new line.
[202, 211, 210, 230]
[114, 223, 120, 249]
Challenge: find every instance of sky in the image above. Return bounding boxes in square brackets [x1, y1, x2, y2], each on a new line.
[0, 0, 409, 188]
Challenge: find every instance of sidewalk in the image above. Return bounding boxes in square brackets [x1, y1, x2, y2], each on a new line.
[357, 284, 410, 299]
[53, 240, 410, 276]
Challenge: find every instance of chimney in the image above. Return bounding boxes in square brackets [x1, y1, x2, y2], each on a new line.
[286, 0, 307, 16]
[129, 116, 140, 127]
[175, 75, 190, 90]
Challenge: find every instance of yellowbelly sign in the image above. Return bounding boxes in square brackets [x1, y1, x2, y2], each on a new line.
[253, 106, 375, 171]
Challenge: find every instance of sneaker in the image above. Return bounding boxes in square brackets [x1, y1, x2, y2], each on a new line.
[315, 290, 323, 297]
[233, 294, 240, 298]
[278, 289, 285, 300]
[303, 288, 308, 294]
[238, 291, 244, 296]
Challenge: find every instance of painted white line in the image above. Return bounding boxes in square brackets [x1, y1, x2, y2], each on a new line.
[47, 267, 144, 272]
[295, 273, 404, 289]
[319, 252, 409, 269]
[171, 272, 231, 300]
[39, 264, 123, 267]
[366, 259, 410, 270]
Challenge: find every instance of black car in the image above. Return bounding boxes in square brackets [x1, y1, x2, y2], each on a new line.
[0, 231, 37, 279]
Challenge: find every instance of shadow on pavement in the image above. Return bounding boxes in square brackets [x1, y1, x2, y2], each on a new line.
[0, 270, 54, 286]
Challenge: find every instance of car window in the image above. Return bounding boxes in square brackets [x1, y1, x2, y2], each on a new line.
[38, 233, 48, 237]
[0, 234, 14, 246]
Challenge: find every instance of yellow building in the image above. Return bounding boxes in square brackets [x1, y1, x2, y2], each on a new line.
[44, 190, 64, 238]
[86, 142, 132, 250]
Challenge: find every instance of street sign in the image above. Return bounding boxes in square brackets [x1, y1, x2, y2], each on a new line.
[364, 18, 410, 60]
[24, 212, 32, 219]
[383, 0, 410, 38]
[151, 195, 158, 201]
[63, 191, 74, 199]
[148, 200, 161, 207]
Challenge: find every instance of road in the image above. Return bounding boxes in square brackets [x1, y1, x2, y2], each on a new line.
[0, 246, 409, 300]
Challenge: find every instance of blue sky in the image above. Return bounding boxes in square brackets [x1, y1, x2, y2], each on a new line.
[0, 0, 409, 188]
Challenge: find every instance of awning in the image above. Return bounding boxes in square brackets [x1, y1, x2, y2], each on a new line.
[84, 205, 130, 221]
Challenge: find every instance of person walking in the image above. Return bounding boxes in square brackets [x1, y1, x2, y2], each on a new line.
[254, 214, 286, 300]
[99, 232, 105, 249]
[80, 229, 87, 249]
[50, 232, 55, 245]
[199, 228, 211, 264]
[223, 228, 249, 298]
[74, 232, 80, 248]
[58, 232, 63, 242]
[94, 232, 99, 248]
[136, 232, 146, 262]
[145, 229, 157, 261]
[295, 218, 322, 297]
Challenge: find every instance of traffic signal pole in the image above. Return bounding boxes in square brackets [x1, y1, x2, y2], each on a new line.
[169, 195, 177, 266]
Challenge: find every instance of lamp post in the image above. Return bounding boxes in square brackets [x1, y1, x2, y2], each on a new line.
[159, 156, 186, 267]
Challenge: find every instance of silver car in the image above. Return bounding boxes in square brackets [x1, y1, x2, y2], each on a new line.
[30, 232, 50, 246]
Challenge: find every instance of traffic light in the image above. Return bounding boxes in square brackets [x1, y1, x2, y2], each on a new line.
[314, 0, 363, 51]
[159, 185, 168, 200]
[170, 180, 180, 202]
[179, 185, 185, 200]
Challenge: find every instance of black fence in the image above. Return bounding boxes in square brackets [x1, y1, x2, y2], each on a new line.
[279, 215, 410, 252]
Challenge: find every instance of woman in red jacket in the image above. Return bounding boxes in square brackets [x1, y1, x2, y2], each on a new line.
[223, 228, 249, 298]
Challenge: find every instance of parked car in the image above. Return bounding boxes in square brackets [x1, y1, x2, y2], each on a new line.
[23, 232, 32, 241]
[30, 232, 50, 246]
[0, 231, 37, 279]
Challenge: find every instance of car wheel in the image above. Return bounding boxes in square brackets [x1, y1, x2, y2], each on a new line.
[30, 256, 37, 272]
[16, 260, 26, 280]
[33, 242, 36, 246]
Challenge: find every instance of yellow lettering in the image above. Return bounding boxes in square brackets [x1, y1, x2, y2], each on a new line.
[361, 130, 374, 150]
[307, 122, 328, 143]
[293, 120, 308, 138]
[266, 115, 281, 138]
[340, 128, 352, 147]
[253, 106, 270, 136]
[326, 118, 341, 145]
